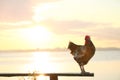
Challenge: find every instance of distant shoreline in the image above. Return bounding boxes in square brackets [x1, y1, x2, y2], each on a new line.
[97, 48, 120, 51]
[0, 48, 120, 53]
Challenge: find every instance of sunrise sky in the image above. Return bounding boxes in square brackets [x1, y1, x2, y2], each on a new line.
[0, 0, 120, 50]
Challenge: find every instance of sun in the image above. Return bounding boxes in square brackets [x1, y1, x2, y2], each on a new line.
[23, 26, 52, 42]
[19, 26, 53, 48]
[18, 3, 57, 49]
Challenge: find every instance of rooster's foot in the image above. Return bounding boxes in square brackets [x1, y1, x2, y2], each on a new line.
[81, 72, 91, 75]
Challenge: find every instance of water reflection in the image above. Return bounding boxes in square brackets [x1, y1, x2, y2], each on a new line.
[24, 52, 57, 73]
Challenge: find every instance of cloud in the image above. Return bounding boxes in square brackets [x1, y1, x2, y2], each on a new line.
[0, 0, 33, 22]
[40, 20, 110, 34]
[94, 27, 120, 40]
[0, 0, 59, 22]
[31, 0, 60, 4]
[39, 20, 120, 44]
[1, 18, 120, 42]
[0, 21, 32, 30]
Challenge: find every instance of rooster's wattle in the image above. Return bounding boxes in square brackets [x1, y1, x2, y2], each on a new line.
[68, 35, 96, 74]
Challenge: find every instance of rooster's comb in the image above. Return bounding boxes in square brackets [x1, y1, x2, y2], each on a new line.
[85, 35, 90, 40]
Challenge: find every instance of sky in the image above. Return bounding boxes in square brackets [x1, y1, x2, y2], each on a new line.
[0, 0, 120, 50]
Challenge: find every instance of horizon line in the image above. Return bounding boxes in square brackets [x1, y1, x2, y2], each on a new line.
[0, 47, 120, 52]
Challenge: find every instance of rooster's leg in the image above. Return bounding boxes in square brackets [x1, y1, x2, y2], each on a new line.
[79, 63, 85, 74]
[79, 63, 91, 75]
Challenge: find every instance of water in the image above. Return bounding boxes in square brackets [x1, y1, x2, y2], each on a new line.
[0, 50, 120, 80]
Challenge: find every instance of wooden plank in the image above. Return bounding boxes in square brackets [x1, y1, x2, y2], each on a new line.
[0, 73, 94, 77]
[49, 73, 94, 76]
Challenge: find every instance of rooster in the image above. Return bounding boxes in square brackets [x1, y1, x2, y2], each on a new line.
[68, 35, 95, 74]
